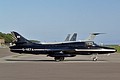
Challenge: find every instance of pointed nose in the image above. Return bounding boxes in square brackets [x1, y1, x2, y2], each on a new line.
[105, 48, 117, 53]
[100, 46, 117, 53]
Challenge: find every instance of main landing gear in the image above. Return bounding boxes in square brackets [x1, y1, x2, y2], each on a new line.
[92, 56, 98, 61]
[54, 57, 65, 61]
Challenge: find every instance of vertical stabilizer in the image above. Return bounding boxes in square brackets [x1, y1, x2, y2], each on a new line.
[65, 34, 71, 41]
[70, 33, 77, 41]
[86, 33, 105, 41]
[11, 31, 31, 44]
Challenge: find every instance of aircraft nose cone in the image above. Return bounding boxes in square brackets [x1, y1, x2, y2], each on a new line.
[100, 47, 117, 53]
[108, 48, 117, 53]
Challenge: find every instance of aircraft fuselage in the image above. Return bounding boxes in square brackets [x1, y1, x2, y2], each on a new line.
[10, 41, 116, 55]
[9, 31, 116, 61]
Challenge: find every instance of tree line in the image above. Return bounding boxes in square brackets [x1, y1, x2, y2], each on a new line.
[0, 32, 13, 43]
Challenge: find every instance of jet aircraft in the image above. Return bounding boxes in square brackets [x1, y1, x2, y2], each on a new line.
[10, 31, 116, 61]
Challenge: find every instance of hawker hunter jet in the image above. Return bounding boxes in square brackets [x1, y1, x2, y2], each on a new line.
[10, 31, 116, 61]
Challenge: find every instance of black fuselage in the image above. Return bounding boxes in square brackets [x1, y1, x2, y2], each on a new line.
[10, 41, 116, 55]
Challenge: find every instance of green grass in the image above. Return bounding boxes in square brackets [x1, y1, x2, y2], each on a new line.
[107, 45, 120, 53]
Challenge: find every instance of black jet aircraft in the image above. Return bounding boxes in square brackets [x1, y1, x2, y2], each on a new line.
[10, 31, 116, 61]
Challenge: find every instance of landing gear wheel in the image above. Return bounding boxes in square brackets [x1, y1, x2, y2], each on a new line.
[92, 53, 98, 61]
[60, 57, 64, 61]
[54, 57, 65, 61]
[93, 57, 98, 61]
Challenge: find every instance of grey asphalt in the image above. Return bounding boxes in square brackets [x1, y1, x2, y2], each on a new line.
[0, 48, 120, 80]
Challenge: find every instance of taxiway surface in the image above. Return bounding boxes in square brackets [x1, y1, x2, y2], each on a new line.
[0, 48, 120, 80]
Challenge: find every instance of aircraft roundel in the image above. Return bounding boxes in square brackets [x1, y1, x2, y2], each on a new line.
[17, 36, 20, 38]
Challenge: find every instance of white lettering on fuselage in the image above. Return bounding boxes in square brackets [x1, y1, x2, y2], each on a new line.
[11, 48, 61, 52]
[21, 48, 50, 51]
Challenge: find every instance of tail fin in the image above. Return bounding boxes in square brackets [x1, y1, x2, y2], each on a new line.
[70, 33, 77, 41]
[86, 33, 105, 41]
[11, 31, 31, 44]
[65, 34, 71, 41]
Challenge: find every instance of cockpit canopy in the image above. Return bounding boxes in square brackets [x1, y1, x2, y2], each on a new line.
[84, 41, 98, 47]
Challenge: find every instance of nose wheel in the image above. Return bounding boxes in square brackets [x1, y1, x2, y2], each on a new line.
[92, 54, 98, 61]
[93, 56, 98, 61]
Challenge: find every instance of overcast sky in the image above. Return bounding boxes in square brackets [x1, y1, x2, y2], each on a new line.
[0, 0, 120, 44]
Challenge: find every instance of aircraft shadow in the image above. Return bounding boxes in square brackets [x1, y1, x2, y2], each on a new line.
[5, 59, 107, 62]
[5, 59, 55, 62]
[65, 59, 107, 61]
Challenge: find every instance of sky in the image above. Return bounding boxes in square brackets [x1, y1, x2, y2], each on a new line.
[0, 0, 120, 44]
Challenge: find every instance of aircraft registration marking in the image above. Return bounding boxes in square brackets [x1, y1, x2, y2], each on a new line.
[11, 48, 61, 51]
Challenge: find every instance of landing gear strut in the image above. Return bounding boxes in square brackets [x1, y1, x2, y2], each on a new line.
[93, 56, 98, 61]
[54, 57, 65, 61]
[92, 54, 98, 61]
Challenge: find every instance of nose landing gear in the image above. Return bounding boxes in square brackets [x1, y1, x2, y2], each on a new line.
[92, 54, 98, 61]
[92, 56, 98, 61]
